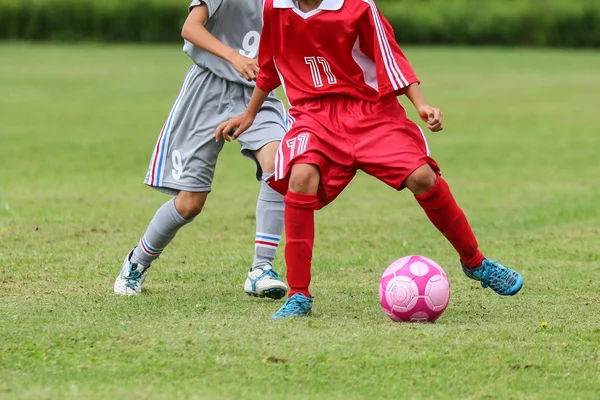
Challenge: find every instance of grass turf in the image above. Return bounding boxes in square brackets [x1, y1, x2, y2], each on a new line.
[1, 44, 599, 399]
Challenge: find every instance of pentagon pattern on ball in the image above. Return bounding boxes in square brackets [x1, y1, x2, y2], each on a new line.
[379, 255, 451, 323]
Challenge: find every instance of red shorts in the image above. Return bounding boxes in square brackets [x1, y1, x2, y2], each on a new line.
[269, 95, 439, 209]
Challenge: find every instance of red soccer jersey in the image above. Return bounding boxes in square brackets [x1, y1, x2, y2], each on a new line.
[256, 0, 419, 107]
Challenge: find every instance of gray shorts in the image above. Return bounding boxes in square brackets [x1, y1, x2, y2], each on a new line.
[144, 65, 287, 195]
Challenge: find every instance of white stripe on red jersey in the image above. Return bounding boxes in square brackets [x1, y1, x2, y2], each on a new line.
[361, 0, 409, 89]
[257, 0, 419, 106]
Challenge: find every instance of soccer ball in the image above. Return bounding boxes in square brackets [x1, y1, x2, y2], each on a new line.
[379, 255, 450, 323]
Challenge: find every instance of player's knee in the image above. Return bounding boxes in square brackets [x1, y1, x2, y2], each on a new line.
[405, 164, 437, 195]
[289, 164, 320, 194]
[175, 191, 208, 219]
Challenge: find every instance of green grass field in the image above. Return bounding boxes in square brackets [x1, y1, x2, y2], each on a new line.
[1, 44, 599, 399]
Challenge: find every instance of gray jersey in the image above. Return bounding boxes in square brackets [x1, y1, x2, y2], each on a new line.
[143, 0, 286, 195]
[184, 0, 263, 87]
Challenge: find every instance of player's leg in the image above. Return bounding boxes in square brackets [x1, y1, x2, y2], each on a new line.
[235, 93, 289, 298]
[115, 66, 225, 295]
[114, 191, 205, 296]
[404, 165, 522, 295]
[251, 141, 283, 272]
[355, 97, 522, 296]
[271, 163, 320, 319]
[404, 165, 484, 268]
[267, 103, 356, 318]
[132, 190, 207, 267]
[242, 141, 288, 299]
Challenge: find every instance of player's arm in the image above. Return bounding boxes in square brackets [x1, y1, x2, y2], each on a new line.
[182, 3, 259, 80]
[402, 84, 443, 132]
[356, 4, 442, 132]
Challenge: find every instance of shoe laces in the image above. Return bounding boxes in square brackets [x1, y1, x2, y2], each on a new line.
[263, 269, 280, 280]
[280, 295, 310, 314]
[251, 267, 279, 281]
[480, 260, 513, 289]
[125, 264, 144, 290]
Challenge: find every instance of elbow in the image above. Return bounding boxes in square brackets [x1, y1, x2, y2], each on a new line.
[182, 5, 208, 41]
[181, 23, 190, 41]
[181, 14, 208, 41]
[181, 18, 198, 41]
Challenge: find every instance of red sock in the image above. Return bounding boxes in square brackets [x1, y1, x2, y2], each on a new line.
[284, 191, 319, 297]
[415, 177, 485, 268]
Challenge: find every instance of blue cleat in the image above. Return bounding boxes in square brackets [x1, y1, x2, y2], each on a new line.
[271, 293, 313, 319]
[462, 258, 523, 296]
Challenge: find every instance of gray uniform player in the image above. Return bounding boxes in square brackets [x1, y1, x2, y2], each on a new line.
[114, 0, 288, 299]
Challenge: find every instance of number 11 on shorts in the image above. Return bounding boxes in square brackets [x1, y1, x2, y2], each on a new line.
[305, 56, 337, 88]
[286, 133, 310, 159]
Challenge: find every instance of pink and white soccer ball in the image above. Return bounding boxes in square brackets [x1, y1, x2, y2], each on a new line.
[379, 255, 450, 322]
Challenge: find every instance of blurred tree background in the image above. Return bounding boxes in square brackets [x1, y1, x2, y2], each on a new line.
[0, 0, 599, 47]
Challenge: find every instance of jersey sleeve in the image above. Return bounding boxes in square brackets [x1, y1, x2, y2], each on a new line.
[189, 0, 222, 18]
[255, 1, 282, 93]
[357, 2, 419, 96]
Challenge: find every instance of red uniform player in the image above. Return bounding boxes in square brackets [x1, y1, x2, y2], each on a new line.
[216, 0, 523, 319]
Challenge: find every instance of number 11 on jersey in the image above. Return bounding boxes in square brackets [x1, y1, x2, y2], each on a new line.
[305, 56, 337, 88]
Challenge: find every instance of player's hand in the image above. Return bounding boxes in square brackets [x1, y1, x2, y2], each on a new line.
[214, 112, 255, 143]
[417, 105, 443, 132]
[230, 53, 260, 81]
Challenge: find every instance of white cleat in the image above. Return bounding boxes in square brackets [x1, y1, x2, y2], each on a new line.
[244, 265, 288, 300]
[114, 248, 151, 296]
